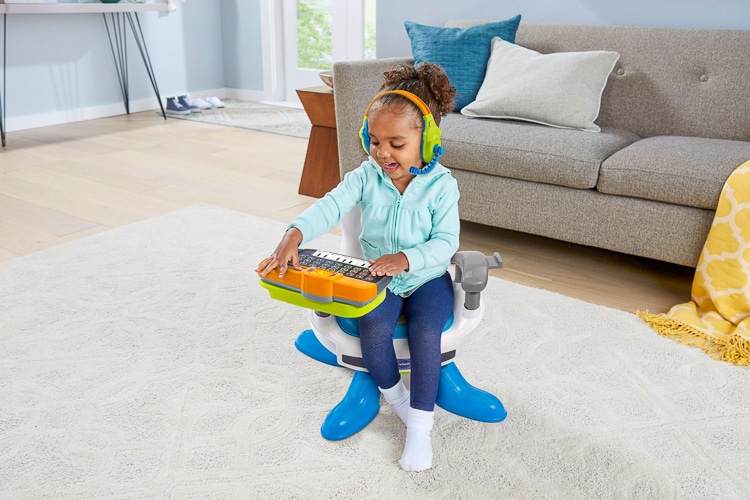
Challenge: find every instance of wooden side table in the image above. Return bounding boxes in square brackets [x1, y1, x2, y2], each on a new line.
[296, 85, 341, 198]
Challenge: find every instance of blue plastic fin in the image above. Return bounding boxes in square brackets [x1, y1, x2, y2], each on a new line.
[436, 362, 507, 423]
[321, 370, 381, 440]
[294, 329, 341, 367]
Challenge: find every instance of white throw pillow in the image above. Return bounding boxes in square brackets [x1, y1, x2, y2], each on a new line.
[461, 37, 620, 132]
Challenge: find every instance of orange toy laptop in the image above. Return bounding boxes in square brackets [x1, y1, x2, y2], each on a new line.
[258, 249, 391, 317]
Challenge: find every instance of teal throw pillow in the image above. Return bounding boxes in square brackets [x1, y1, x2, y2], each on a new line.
[404, 15, 521, 110]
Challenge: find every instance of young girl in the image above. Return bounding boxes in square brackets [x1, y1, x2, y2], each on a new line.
[256, 62, 458, 472]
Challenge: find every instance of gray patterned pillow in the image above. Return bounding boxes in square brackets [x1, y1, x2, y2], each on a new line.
[461, 37, 620, 132]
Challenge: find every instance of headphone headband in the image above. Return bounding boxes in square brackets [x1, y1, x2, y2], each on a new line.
[363, 90, 432, 118]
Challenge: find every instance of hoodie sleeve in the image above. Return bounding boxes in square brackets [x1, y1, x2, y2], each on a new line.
[400, 175, 460, 272]
[288, 163, 367, 245]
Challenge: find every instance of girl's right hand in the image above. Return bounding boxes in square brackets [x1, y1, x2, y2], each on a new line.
[255, 227, 303, 278]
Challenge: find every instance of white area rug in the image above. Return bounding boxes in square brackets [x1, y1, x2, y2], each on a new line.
[169, 99, 312, 139]
[1, 204, 749, 499]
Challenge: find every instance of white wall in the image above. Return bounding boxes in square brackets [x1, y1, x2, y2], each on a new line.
[2, 0, 226, 132]
[3, 0, 749, 132]
[375, 0, 750, 57]
[220, 0, 264, 93]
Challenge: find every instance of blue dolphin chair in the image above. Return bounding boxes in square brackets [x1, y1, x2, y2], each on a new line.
[293, 208, 507, 440]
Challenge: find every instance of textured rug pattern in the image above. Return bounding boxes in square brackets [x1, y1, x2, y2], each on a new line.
[1, 205, 749, 498]
[170, 99, 312, 139]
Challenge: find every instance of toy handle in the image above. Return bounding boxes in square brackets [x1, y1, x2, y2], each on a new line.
[451, 251, 503, 310]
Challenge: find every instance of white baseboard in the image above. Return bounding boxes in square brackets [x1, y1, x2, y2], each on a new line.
[215, 88, 302, 108]
[258, 99, 303, 110]
[3, 87, 265, 132]
[5, 96, 160, 132]
[222, 88, 265, 102]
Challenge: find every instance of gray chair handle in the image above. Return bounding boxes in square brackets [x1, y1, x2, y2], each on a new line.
[451, 251, 503, 310]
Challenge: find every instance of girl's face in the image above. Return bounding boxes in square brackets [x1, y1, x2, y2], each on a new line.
[367, 105, 423, 192]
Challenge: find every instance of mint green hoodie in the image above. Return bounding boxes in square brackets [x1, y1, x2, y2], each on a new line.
[290, 158, 460, 296]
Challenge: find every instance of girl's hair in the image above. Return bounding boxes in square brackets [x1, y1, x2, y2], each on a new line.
[376, 62, 457, 125]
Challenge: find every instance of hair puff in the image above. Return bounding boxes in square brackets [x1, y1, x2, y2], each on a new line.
[378, 62, 457, 123]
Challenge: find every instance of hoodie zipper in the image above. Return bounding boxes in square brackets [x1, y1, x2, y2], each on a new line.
[391, 195, 402, 252]
[383, 166, 424, 294]
[390, 194, 403, 291]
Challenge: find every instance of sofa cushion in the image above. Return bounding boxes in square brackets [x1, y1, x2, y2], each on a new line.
[462, 37, 619, 132]
[598, 136, 750, 210]
[404, 15, 521, 111]
[439, 113, 639, 189]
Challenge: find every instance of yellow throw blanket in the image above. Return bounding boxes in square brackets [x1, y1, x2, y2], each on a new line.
[637, 160, 750, 366]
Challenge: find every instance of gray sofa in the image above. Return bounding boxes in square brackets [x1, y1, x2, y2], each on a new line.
[332, 22, 750, 267]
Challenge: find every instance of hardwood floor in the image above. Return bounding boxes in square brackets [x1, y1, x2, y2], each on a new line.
[0, 111, 694, 313]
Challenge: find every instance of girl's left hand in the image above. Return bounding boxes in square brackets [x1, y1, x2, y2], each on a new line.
[369, 252, 409, 277]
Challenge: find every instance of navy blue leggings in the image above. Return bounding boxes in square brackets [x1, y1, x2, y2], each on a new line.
[358, 272, 454, 411]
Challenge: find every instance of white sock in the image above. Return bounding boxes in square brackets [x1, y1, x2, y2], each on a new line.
[400, 408, 434, 472]
[379, 380, 410, 425]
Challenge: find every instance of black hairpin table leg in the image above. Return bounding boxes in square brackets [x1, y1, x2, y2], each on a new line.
[103, 11, 166, 120]
[127, 12, 165, 119]
[1, 14, 7, 147]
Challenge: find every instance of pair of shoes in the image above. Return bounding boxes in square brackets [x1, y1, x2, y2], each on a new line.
[176, 95, 202, 113]
[165, 95, 205, 115]
[181, 94, 225, 109]
[206, 96, 225, 108]
[165, 95, 225, 115]
[180, 95, 212, 110]
[165, 96, 192, 116]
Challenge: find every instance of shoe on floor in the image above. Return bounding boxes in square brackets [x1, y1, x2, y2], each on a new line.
[165, 96, 191, 116]
[189, 97, 213, 110]
[177, 95, 202, 113]
[207, 96, 225, 108]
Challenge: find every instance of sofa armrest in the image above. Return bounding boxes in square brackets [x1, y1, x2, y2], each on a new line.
[333, 57, 414, 178]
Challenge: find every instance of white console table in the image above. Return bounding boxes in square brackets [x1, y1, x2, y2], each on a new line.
[0, 2, 171, 147]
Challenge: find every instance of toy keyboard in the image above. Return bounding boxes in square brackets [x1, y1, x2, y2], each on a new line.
[258, 249, 392, 318]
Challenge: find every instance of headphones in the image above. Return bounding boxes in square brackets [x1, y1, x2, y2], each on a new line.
[359, 90, 445, 175]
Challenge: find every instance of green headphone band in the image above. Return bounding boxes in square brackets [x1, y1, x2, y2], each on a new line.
[359, 90, 442, 165]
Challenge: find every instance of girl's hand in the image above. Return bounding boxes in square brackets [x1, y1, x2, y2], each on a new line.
[255, 228, 303, 278]
[369, 252, 409, 277]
